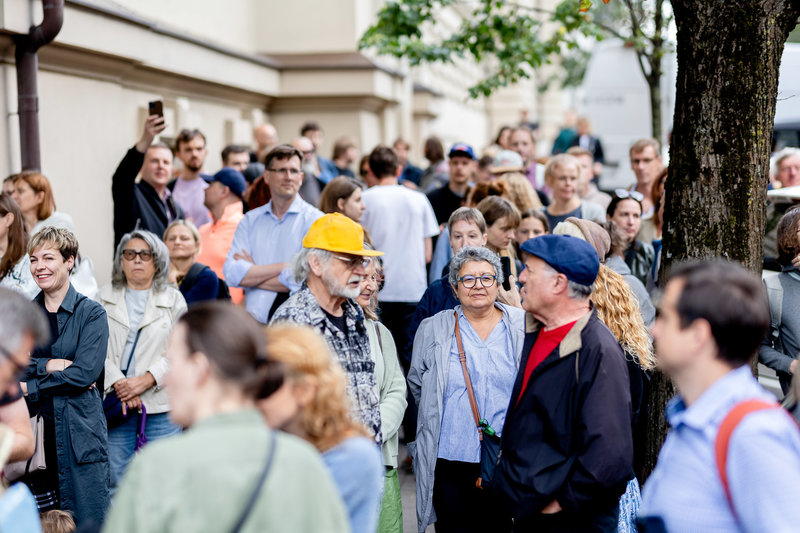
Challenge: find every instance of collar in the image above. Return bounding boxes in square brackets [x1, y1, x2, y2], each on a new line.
[266, 195, 304, 218]
[296, 286, 366, 332]
[221, 201, 244, 220]
[36, 284, 80, 314]
[667, 365, 754, 430]
[525, 306, 594, 358]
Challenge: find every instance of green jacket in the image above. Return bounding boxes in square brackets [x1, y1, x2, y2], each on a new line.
[103, 409, 349, 533]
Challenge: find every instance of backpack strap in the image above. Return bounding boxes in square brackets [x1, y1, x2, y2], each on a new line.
[181, 263, 206, 293]
[763, 274, 783, 343]
[715, 399, 779, 519]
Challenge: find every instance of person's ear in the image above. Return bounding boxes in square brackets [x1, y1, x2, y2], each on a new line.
[336, 198, 346, 213]
[308, 253, 325, 277]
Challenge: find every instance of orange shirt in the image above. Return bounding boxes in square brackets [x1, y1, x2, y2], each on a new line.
[197, 202, 245, 303]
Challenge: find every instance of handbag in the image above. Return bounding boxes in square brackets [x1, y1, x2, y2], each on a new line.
[4, 414, 46, 482]
[134, 405, 147, 452]
[453, 311, 502, 489]
[103, 329, 142, 428]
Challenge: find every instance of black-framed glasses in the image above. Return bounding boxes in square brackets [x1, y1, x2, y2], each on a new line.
[268, 168, 302, 177]
[122, 249, 153, 262]
[613, 188, 644, 202]
[0, 344, 28, 382]
[457, 274, 497, 289]
[332, 255, 371, 270]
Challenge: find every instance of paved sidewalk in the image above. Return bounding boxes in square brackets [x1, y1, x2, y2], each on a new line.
[398, 444, 434, 532]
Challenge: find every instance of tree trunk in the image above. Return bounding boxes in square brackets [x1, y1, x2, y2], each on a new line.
[643, 0, 800, 481]
[647, 72, 662, 143]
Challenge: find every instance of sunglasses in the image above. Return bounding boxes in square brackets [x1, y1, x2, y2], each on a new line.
[613, 188, 644, 202]
[122, 249, 154, 262]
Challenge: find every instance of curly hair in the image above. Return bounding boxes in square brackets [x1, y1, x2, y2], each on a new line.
[500, 172, 543, 211]
[265, 324, 370, 452]
[591, 265, 654, 370]
[777, 206, 800, 267]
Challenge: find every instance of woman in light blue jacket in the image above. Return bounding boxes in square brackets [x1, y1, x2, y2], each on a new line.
[408, 246, 525, 533]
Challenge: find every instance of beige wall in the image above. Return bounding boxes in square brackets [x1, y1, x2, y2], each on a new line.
[0, 0, 556, 286]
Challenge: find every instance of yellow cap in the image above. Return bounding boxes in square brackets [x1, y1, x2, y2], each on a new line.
[302, 213, 383, 256]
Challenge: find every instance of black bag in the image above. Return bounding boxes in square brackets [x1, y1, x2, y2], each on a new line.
[183, 263, 231, 301]
[454, 311, 501, 488]
[103, 329, 141, 428]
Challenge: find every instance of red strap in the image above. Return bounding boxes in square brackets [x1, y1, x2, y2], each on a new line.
[714, 399, 779, 515]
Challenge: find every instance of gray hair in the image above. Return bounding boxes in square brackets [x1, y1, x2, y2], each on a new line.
[0, 287, 49, 357]
[112, 230, 171, 291]
[539, 261, 594, 300]
[292, 248, 333, 284]
[773, 147, 800, 177]
[448, 246, 503, 288]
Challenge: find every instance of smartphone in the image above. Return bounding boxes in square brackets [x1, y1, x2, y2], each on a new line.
[500, 256, 512, 291]
[148, 100, 164, 118]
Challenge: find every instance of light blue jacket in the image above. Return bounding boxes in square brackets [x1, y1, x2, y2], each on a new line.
[407, 302, 525, 533]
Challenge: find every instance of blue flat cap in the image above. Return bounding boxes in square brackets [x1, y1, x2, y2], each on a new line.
[520, 234, 599, 285]
[212, 167, 248, 199]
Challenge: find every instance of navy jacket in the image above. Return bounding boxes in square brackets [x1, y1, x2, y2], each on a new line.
[26, 285, 110, 526]
[406, 275, 459, 360]
[487, 310, 633, 522]
[112, 147, 184, 249]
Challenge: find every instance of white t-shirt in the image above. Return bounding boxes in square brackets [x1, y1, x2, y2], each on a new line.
[361, 185, 439, 302]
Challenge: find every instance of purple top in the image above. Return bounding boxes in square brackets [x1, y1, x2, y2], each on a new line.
[172, 177, 211, 226]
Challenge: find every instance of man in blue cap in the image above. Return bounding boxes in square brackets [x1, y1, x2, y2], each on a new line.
[426, 142, 476, 226]
[487, 234, 633, 532]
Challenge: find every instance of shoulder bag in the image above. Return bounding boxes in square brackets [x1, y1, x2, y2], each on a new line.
[103, 329, 142, 428]
[3, 415, 46, 482]
[454, 311, 501, 489]
[230, 429, 278, 533]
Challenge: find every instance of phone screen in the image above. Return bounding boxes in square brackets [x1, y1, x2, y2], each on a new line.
[148, 100, 164, 117]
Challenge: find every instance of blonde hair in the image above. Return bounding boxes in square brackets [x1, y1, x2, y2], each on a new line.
[40, 510, 76, 533]
[265, 325, 370, 452]
[544, 153, 581, 184]
[28, 226, 78, 267]
[591, 265, 654, 370]
[499, 172, 543, 211]
[164, 219, 201, 246]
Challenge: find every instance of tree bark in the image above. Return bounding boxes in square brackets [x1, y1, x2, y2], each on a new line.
[643, 0, 800, 481]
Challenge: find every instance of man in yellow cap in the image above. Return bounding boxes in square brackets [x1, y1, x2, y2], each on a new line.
[270, 213, 385, 444]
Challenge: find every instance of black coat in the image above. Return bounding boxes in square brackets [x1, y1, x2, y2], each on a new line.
[487, 310, 633, 523]
[112, 147, 184, 249]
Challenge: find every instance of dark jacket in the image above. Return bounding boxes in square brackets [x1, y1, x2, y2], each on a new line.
[487, 310, 633, 524]
[179, 263, 220, 305]
[112, 147, 184, 249]
[624, 239, 655, 286]
[406, 275, 459, 360]
[25, 285, 110, 526]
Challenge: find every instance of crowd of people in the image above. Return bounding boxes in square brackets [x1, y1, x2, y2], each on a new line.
[0, 110, 799, 533]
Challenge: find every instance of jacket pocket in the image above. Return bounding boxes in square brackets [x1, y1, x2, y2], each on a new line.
[67, 394, 109, 464]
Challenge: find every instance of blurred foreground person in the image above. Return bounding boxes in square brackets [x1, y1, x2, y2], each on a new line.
[260, 324, 383, 533]
[104, 303, 349, 533]
[640, 261, 800, 532]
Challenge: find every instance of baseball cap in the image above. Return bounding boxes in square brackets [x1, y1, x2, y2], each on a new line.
[490, 150, 524, 174]
[302, 213, 383, 256]
[449, 143, 476, 160]
[211, 167, 247, 199]
[520, 234, 599, 285]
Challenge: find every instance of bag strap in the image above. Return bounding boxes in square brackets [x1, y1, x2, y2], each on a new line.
[454, 311, 483, 441]
[231, 429, 278, 533]
[181, 263, 206, 292]
[715, 399, 779, 519]
[121, 329, 142, 377]
[373, 321, 384, 354]
[763, 274, 783, 343]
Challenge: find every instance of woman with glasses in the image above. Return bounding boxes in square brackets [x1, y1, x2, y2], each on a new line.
[606, 189, 655, 285]
[163, 220, 224, 305]
[409, 246, 524, 533]
[355, 255, 407, 533]
[20, 227, 109, 525]
[98, 229, 187, 491]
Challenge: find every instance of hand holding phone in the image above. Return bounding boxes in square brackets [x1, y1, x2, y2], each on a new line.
[148, 100, 164, 118]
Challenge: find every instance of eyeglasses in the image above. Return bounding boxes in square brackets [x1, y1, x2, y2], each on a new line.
[613, 189, 644, 202]
[122, 249, 153, 262]
[364, 272, 385, 292]
[0, 344, 28, 383]
[332, 255, 371, 270]
[457, 274, 497, 289]
[268, 168, 302, 177]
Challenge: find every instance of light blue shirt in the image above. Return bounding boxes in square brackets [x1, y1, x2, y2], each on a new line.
[437, 310, 517, 462]
[640, 365, 800, 532]
[223, 196, 322, 323]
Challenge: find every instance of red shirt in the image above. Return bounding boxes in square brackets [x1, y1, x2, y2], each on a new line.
[516, 320, 578, 405]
